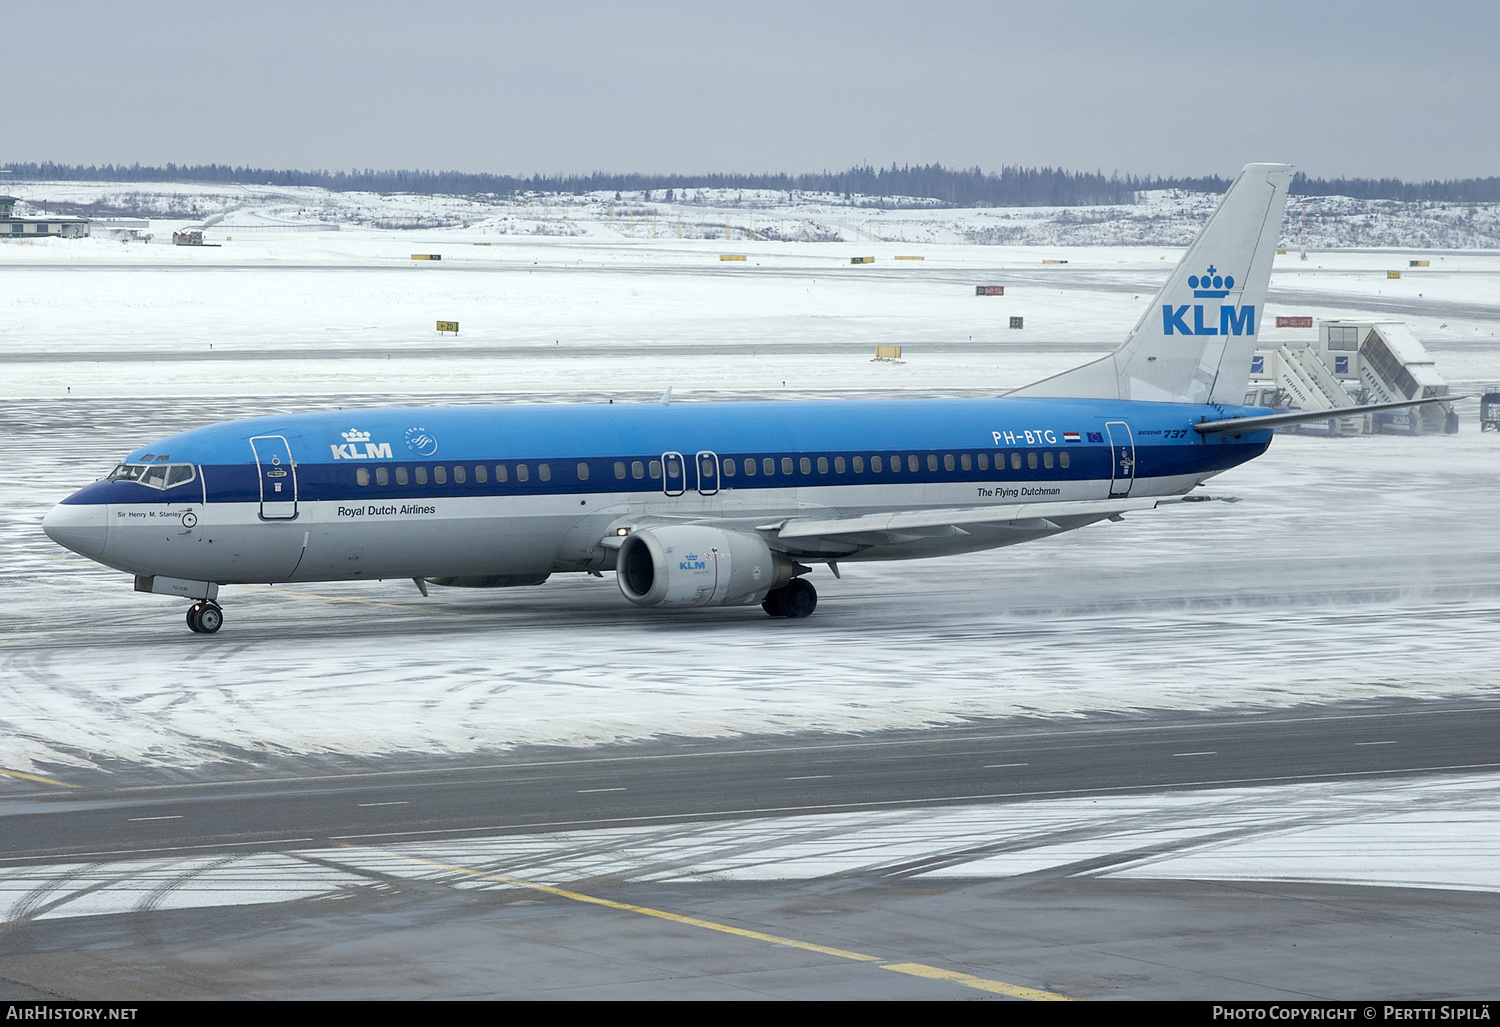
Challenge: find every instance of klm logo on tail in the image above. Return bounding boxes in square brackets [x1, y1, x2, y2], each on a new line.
[1163, 264, 1255, 336]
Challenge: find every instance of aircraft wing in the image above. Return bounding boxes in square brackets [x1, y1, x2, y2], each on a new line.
[756, 495, 1226, 547]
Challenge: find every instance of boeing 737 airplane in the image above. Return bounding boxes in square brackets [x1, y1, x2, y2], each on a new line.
[42, 163, 1449, 633]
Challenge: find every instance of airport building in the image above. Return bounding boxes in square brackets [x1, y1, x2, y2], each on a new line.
[0, 195, 92, 238]
[1247, 320, 1455, 435]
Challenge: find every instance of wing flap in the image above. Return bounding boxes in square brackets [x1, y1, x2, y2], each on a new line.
[771, 496, 1199, 541]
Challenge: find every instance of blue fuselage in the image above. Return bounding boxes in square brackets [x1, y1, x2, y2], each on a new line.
[46, 396, 1272, 586]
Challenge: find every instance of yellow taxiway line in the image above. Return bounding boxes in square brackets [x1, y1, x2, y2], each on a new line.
[0, 768, 78, 788]
[354, 846, 1072, 1000]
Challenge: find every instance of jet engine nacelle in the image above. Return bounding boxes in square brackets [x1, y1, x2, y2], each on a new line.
[617, 526, 788, 608]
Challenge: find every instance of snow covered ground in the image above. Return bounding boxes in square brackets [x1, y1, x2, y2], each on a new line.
[2, 230, 1497, 402]
[2, 226, 1497, 775]
[2, 213, 1498, 921]
[10, 178, 1500, 249]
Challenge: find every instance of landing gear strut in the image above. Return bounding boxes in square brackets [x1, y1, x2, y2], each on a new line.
[762, 577, 817, 619]
[186, 601, 224, 634]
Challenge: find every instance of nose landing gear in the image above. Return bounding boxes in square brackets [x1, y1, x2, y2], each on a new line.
[186, 602, 224, 634]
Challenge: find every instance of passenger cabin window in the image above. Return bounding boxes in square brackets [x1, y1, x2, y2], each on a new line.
[454, 465, 467, 484]
[781, 457, 794, 475]
[1059, 452, 1070, 469]
[871, 455, 883, 473]
[1043, 452, 1054, 469]
[1011, 453, 1022, 470]
[649, 460, 662, 479]
[908, 455, 919, 472]
[1027, 453, 1038, 470]
[928, 455, 939, 472]
[632, 460, 645, 479]
[852, 456, 864, 473]
[977, 453, 988, 471]
[357, 468, 371, 486]
[723, 458, 736, 476]
[762, 457, 774, 475]
[743, 458, 756, 477]
[376, 467, 390, 485]
[494, 465, 507, 482]
[834, 456, 845, 473]
[475, 465, 488, 483]
[516, 464, 529, 483]
[615, 461, 627, 480]
[434, 466, 447, 484]
[416, 466, 428, 484]
[396, 467, 409, 485]
[539, 464, 550, 481]
[800, 457, 812, 475]
[576, 462, 589, 480]
[959, 454, 970, 471]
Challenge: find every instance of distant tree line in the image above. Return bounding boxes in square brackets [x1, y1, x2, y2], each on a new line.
[4, 161, 1498, 206]
[1289, 172, 1500, 203]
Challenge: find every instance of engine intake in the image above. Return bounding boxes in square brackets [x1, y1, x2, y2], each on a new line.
[617, 526, 791, 607]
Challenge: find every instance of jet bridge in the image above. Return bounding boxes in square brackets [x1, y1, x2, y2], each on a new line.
[1248, 320, 1455, 435]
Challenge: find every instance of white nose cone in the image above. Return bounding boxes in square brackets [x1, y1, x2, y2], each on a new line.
[42, 502, 108, 561]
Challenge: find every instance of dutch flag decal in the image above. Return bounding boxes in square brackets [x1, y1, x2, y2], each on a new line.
[1063, 431, 1081, 443]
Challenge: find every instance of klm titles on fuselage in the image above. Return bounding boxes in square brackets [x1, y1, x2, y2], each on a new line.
[331, 441, 393, 460]
[1163, 265, 1254, 336]
[331, 429, 392, 461]
[329, 427, 437, 461]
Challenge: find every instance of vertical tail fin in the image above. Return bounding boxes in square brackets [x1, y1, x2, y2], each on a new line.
[1010, 162, 1294, 403]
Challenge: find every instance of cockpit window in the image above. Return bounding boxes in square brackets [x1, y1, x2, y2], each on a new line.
[108, 464, 151, 483]
[108, 463, 197, 490]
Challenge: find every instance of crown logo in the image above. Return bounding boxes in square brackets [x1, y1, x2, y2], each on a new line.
[341, 429, 372, 442]
[1189, 265, 1235, 298]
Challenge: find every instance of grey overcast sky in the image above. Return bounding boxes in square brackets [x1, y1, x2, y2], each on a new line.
[6, 1, 1498, 181]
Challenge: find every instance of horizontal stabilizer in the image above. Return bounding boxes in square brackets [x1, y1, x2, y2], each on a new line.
[1194, 394, 1460, 435]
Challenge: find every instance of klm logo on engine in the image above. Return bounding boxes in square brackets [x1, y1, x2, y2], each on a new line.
[330, 428, 393, 460]
[1162, 264, 1255, 336]
[679, 552, 709, 571]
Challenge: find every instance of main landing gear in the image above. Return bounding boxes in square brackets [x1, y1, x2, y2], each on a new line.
[762, 577, 817, 619]
[186, 601, 224, 634]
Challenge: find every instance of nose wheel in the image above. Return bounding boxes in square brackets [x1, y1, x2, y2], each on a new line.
[186, 602, 224, 634]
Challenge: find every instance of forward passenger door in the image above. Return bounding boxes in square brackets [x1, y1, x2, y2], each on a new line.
[249, 435, 299, 520]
